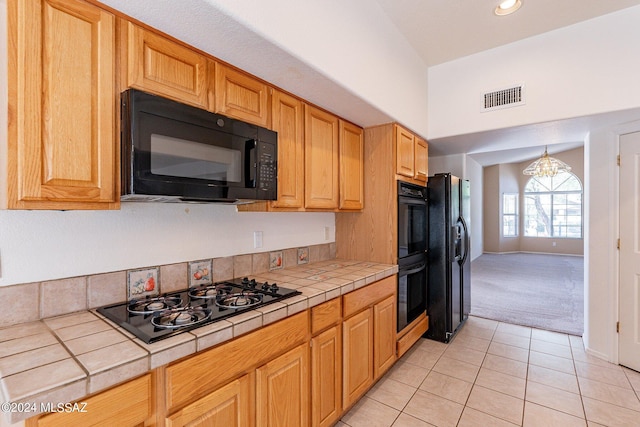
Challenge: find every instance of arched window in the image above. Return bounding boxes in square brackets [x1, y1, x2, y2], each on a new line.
[524, 172, 583, 238]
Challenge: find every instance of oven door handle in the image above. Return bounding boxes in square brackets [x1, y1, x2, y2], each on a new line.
[399, 262, 426, 276]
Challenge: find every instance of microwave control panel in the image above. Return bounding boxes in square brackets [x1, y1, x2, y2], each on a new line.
[257, 141, 277, 195]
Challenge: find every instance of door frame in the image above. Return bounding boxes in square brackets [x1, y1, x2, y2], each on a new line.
[616, 125, 640, 367]
[610, 119, 640, 365]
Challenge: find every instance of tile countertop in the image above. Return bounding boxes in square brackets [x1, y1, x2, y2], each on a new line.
[0, 259, 397, 424]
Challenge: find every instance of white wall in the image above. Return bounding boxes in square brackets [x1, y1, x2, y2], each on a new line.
[428, 6, 640, 139]
[0, 204, 335, 286]
[583, 129, 619, 361]
[465, 156, 483, 261]
[429, 154, 465, 178]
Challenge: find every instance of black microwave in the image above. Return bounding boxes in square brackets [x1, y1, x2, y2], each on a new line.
[121, 89, 277, 203]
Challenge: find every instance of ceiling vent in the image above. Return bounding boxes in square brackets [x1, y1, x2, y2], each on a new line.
[481, 84, 525, 111]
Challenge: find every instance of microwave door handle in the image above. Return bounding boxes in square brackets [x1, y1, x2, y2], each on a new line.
[245, 139, 257, 188]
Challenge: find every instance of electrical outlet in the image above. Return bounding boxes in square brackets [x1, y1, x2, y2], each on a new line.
[324, 226, 330, 241]
[552, 241, 557, 247]
[254, 231, 263, 249]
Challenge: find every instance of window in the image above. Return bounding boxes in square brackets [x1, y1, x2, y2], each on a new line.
[524, 172, 582, 238]
[502, 193, 518, 237]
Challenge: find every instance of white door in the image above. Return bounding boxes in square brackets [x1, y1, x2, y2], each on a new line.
[619, 131, 640, 371]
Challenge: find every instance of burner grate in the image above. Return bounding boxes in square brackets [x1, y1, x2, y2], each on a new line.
[128, 295, 183, 315]
[151, 306, 211, 329]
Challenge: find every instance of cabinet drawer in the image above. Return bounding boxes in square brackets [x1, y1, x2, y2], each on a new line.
[166, 311, 308, 412]
[311, 297, 341, 334]
[34, 374, 152, 427]
[166, 373, 253, 427]
[342, 276, 395, 318]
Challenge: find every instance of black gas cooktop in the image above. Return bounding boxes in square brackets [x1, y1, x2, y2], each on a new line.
[97, 277, 300, 343]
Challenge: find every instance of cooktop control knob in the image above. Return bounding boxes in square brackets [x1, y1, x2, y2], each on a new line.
[261, 282, 271, 290]
[248, 279, 257, 288]
[270, 283, 279, 293]
[241, 277, 249, 285]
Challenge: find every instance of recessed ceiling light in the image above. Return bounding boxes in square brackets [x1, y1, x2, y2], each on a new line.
[495, 0, 522, 16]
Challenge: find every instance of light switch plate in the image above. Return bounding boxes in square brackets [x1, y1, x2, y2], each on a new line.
[254, 231, 263, 248]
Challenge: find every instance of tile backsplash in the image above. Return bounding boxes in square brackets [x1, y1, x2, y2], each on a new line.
[0, 243, 336, 328]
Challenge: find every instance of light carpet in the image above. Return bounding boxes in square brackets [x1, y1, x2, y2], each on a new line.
[470, 252, 584, 336]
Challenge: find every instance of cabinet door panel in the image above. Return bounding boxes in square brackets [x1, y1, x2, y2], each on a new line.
[339, 121, 364, 210]
[215, 63, 269, 127]
[415, 137, 428, 182]
[126, 22, 208, 108]
[167, 374, 253, 427]
[256, 343, 309, 427]
[305, 105, 339, 209]
[395, 125, 415, 178]
[342, 309, 373, 408]
[311, 326, 341, 427]
[271, 90, 304, 209]
[374, 295, 397, 379]
[8, 0, 117, 209]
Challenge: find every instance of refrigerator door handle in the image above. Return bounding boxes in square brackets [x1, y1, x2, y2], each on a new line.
[458, 216, 469, 265]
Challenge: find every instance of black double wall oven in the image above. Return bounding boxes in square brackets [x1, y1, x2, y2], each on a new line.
[397, 181, 428, 332]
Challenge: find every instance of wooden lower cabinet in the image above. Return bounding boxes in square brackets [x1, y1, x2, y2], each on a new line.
[342, 308, 374, 409]
[374, 295, 397, 378]
[28, 280, 401, 427]
[342, 277, 397, 410]
[311, 325, 342, 427]
[256, 343, 309, 427]
[28, 374, 153, 427]
[167, 373, 254, 427]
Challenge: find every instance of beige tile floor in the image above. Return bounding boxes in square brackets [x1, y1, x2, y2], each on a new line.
[339, 316, 640, 427]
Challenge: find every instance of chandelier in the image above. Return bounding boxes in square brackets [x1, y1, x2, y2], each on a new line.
[522, 146, 572, 178]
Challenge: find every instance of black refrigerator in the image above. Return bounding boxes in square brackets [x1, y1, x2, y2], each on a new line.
[425, 173, 471, 342]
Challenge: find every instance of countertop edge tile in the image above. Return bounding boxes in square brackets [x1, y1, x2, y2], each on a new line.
[88, 357, 149, 394]
[150, 340, 197, 369]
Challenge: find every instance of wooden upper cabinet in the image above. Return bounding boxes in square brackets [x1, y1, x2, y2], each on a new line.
[339, 121, 364, 210]
[7, 0, 118, 209]
[414, 136, 429, 182]
[123, 21, 209, 108]
[395, 124, 429, 184]
[271, 90, 305, 209]
[214, 63, 270, 127]
[305, 105, 340, 209]
[395, 125, 415, 179]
